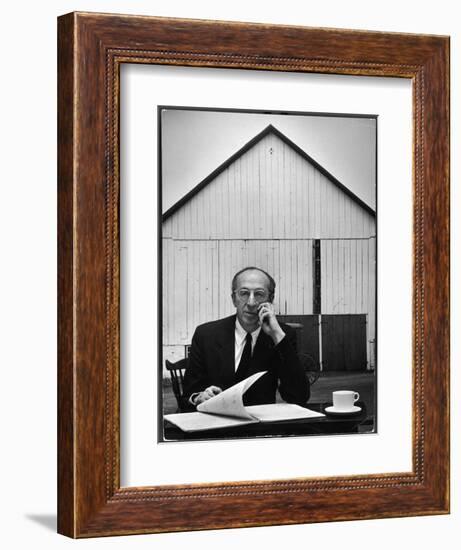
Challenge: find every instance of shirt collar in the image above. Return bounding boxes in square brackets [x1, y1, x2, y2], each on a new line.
[235, 317, 261, 343]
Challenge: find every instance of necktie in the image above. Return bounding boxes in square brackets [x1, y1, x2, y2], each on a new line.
[236, 332, 253, 382]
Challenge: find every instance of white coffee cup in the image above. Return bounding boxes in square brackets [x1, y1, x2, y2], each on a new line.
[332, 390, 360, 411]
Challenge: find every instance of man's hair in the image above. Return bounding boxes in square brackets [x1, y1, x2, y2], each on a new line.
[231, 266, 276, 301]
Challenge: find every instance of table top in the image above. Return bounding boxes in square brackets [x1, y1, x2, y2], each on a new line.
[162, 401, 374, 442]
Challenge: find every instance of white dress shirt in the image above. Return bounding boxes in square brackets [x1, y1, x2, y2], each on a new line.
[190, 319, 262, 405]
[234, 318, 261, 371]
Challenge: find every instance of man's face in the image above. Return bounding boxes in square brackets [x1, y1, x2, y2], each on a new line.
[232, 270, 271, 329]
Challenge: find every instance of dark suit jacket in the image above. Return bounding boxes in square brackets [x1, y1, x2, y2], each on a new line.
[182, 315, 309, 409]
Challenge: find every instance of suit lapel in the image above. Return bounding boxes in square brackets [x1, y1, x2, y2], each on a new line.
[215, 315, 236, 388]
[214, 318, 275, 386]
[251, 331, 274, 373]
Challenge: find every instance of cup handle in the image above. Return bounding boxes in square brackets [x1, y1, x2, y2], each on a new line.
[354, 392, 360, 403]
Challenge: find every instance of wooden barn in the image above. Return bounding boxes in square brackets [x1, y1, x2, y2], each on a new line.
[162, 124, 376, 374]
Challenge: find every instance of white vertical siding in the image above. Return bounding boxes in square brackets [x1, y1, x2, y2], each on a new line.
[321, 239, 376, 316]
[368, 236, 377, 367]
[321, 237, 376, 367]
[162, 130, 376, 369]
[162, 239, 315, 345]
[163, 236, 376, 356]
[163, 133, 375, 240]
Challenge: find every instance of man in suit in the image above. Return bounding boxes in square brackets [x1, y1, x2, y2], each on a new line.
[182, 267, 309, 409]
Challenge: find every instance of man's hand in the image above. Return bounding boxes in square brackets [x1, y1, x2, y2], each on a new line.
[193, 385, 222, 405]
[258, 302, 285, 345]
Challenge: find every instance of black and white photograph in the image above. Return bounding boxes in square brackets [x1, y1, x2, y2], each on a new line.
[2, 0, 454, 546]
[159, 107, 377, 442]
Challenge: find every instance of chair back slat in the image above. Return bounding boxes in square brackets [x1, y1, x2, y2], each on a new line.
[165, 358, 189, 412]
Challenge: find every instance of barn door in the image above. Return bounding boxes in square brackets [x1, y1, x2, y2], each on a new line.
[277, 314, 319, 366]
[321, 314, 367, 371]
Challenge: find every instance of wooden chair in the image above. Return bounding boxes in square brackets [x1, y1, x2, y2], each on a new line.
[165, 358, 189, 412]
[285, 322, 320, 386]
[299, 352, 321, 386]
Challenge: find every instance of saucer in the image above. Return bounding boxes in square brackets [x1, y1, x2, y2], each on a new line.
[324, 405, 362, 415]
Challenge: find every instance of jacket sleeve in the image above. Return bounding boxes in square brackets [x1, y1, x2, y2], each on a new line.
[181, 327, 210, 410]
[274, 327, 310, 406]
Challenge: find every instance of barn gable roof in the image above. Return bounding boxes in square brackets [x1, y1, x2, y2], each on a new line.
[163, 124, 375, 220]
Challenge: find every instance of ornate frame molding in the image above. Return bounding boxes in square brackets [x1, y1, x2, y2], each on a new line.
[58, 12, 449, 537]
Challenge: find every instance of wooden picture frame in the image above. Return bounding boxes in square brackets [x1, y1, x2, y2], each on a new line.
[57, 12, 450, 537]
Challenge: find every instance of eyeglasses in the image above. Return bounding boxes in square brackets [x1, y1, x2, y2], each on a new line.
[234, 289, 269, 302]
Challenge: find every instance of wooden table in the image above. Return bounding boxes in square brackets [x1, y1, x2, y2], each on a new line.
[163, 402, 372, 442]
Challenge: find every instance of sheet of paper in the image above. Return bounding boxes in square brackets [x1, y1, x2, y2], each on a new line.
[245, 403, 325, 422]
[196, 371, 267, 419]
[164, 411, 258, 433]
